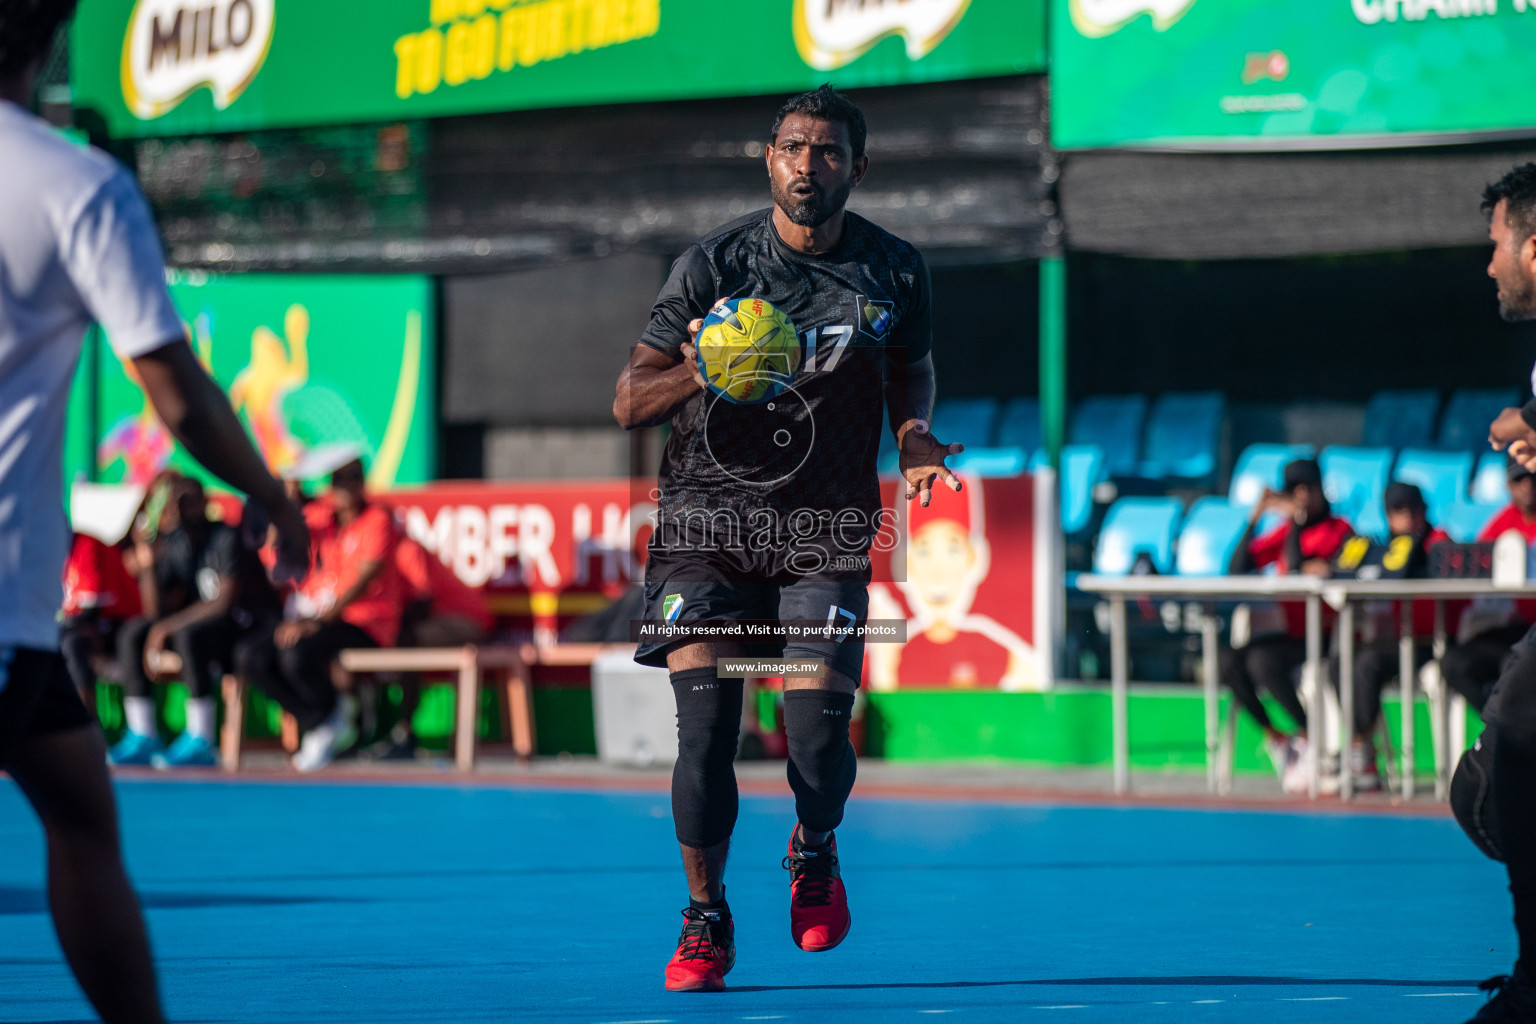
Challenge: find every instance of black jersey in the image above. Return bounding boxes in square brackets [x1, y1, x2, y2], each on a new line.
[639, 208, 931, 552]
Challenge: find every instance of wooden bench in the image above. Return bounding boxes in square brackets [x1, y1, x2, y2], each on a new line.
[163, 641, 625, 773]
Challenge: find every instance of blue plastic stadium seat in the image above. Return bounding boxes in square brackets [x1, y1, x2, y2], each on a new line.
[1069, 394, 1148, 477]
[1094, 496, 1184, 576]
[1394, 448, 1474, 523]
[1440, 501, 1504, 543]
[1472, 450, 1510, 507]
[1439, 388, 1520, 450]
[1032, 445, 1108, 536]
[1362, 389, 1440, 449]
[1139, 391, 1225, 483]
[995, 396, 1041, 454]
[1175, 496, 1251, 576]
[1320, 446, 1394, 542]
[948, 446, 1028, 477]
[1228, 443, 1317, 509]
[932, 398, 1001, 450]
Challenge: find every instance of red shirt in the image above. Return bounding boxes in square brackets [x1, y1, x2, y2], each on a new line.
[1479, 505, 1536, 622]
[61, 534, 142, 621]
[395, 538, 493, 632]
[893, 629, 1012, 688]
[1407, 528, 1460, 637]
[299, 501, 403, 646]
[1247, 515, 1354, 637]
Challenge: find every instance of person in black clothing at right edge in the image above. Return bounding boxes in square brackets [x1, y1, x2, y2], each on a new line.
[1452, 163, 1536, 1022]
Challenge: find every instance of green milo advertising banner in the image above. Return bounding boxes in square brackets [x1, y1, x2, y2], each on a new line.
[71, 0, 1044, 139]
[93, 274, 435, 492]
[1052, 0, 1536, 149]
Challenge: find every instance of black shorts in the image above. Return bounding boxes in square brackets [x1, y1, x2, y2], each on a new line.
[635, 570, 870, 683]
[0, 647, 95, 769]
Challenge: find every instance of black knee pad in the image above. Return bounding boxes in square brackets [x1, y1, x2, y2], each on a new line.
[1452, 732, 1503, 862]
[670, 669, 742, 849]
[783, 689, 857, 835]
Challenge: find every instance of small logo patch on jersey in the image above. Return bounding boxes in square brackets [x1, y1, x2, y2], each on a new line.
[857, 295, 894, 341]
[663, 594, 685, 623]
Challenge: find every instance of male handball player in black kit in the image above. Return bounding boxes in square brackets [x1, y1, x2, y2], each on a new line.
[1453, 164, 1536, 1022]
[613, 85, 964, 992]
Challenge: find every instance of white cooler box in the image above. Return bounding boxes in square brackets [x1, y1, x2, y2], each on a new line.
[591, 650, 678, 767]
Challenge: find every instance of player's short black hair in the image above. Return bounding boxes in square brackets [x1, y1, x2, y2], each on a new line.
[771, 84, 867, 160]
[0, 0, 76, 80]
[1483, 163, 1536, 245]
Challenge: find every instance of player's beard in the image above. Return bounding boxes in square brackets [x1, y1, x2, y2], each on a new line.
[1499, 265, 1536, 322]
[772, 175, 853, 228]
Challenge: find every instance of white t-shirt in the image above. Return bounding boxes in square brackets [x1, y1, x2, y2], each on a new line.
[0, 101, 185, 650]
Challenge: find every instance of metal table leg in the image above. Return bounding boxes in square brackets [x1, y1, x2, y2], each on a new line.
[1434, 600, 1449, 800]
[1339, 600, 1355, 802]
[1202, 605, 1219, 795]
[1111, 595, 1129, 794]
[1401, 600, 1416, 800]
[1306, 594, 1322, 799]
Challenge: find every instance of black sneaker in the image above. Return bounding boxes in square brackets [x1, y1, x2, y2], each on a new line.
[663, 905, 735, 992]
[358, 734, 419, 762]
[1466, 973, 1536, 1022]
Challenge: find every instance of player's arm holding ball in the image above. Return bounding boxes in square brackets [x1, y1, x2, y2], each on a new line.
[613, 248, 714, 429]
[884, 260, 963, 506]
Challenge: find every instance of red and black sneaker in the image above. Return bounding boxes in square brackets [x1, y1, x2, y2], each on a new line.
[784, 826, 851, 952]
[663, 905, 735, 992]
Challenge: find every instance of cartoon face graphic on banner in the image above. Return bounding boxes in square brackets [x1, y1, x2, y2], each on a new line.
[868, 475, 1039, 691]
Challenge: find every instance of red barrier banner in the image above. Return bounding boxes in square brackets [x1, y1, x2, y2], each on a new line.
[381, 481, 655, 621]
[380, 475, 1037, 689]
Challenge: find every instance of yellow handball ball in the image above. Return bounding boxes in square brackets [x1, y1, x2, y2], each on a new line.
[696, 297, 801, 405]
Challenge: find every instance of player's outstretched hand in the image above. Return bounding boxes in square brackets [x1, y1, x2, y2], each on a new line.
[900, 424, 963, 507]
[680, 319, 707, 390]
[1490, 407, 1536, 454]
[1511, 439, 1536, 474]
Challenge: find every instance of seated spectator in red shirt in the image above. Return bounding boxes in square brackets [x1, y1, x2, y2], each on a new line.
[358, 537, 494, 761]
[1440, 456, 1536, 713]
[1219, 458, 1353, 794]
[235, 450, 403, 772]
[59, 532, 143, 715]
[1327, 482, 1452, 791]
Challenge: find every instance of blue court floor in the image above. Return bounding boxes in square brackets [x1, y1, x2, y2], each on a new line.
[0, 776, 1515, 1023]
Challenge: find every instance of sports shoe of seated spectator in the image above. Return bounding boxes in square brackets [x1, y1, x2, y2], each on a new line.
[1349, 742, 1382, 792]
[292, 695, 358, 773]
[359, 722, 418, 762]
[107, 731, 163, 766]
[1281, 737, 1313, 796]
[1265, 734, 1301, 778]
[151, 731, 218, 769]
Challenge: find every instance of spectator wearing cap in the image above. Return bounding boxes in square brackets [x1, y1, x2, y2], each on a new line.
[235, 449, 404, 772]
[1327, 482, 1452, 791]
[1439, 456, 1536, 712]
[1219, 458, 1354, 794]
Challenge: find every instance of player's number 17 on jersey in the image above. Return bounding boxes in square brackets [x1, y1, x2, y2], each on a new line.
[803, 326, 854, 373]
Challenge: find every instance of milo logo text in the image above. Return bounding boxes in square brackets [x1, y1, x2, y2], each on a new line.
[793, 0, 971, 70]
[121, 0, 274, 119]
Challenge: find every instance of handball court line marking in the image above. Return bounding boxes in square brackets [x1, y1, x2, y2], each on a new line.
[106, 767, 1456, 818]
